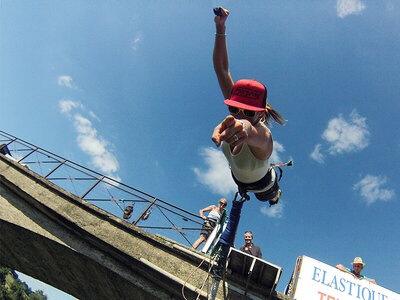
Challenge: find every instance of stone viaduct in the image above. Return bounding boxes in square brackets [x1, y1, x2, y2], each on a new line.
[0, 153, 290, 300]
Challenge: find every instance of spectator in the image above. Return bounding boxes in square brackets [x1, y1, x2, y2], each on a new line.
[0, 144, 27, 167]
[0, 144, 11, 156]
[239, 231, 262, 259]
[192, 198, 227, 250]
[336, 257, 376, 284]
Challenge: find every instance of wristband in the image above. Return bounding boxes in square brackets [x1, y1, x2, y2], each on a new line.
[215, 33, 226, 36]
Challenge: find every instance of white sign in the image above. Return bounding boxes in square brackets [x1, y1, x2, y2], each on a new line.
[292, 256, 399, 300]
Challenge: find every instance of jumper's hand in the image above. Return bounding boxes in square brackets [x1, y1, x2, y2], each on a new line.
[212, 115, 248, 147]
[214, 7, 229, 27]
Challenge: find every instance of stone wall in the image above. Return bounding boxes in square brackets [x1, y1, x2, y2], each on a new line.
[0, 155, 291, 300]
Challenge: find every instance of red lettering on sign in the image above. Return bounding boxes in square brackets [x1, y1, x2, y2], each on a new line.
[318, 291, 339, 300]
[318, 291, 326, 300]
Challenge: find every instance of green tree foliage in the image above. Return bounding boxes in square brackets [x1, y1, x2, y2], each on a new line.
[0, 266, 47, 300]
[0, 267, 9, 285]
[0, 285, 12, 300]
[27, 290, 46, 300]
[10, 280, 25, 300]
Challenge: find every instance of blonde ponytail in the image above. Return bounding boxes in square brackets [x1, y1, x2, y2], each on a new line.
[261, 103, 286, 126]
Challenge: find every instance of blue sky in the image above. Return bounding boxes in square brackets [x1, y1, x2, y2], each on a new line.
[1, 0, 399, 298]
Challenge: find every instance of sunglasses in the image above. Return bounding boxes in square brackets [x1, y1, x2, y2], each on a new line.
[228, 106, 256, 117]
[219, 202, 227, 207]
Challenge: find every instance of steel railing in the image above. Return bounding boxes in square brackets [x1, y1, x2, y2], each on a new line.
[0, 130, 203, 247]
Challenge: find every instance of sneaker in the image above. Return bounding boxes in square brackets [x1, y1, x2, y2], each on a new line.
[269, 189, 282, 206]
[123, 205, 134, 219]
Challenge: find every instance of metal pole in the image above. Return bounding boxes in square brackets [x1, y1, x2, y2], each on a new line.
[133, 198, 157, 225]
[81, 176, 105, 199]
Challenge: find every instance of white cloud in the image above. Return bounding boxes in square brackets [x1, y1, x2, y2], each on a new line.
[74, 114, 120, 174]
[193, 141, 290, 197]
[58, 75, 75, 89]
[59, 99, 83, 114]
[270, 141, 285, 164]
[92, 150, 120, 174]
[59, 99, 120, 179]
[103, 175, 122, 186]
[89, 111, 101, 122]
[337, 0, 366, 18]
[131, 32, 142, 51]
[74, 114, 97, 136]
[353, 174, 395, 205]
[193, 147, 236, 196]
[260, 202, 283, 218]
[310, 144, 325, 164]
[310, 110, 369, 162]
[322, 110, 369, 155]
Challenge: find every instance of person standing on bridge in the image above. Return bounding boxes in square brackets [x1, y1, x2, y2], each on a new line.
[336, 257, 377, 284]
[239, 231, 262, 259]
[192, 198, 227, 250]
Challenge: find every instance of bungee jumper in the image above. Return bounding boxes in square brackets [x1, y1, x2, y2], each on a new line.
[208, 7, 291, 297]
[212, 7, 286, 207]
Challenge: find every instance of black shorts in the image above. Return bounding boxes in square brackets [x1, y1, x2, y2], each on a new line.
[254, 178, 280, 203]
[200, 219, 217, 239]
[233, 168, 280, 204]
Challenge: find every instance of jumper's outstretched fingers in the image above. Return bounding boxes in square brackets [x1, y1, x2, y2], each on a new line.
[212, 116, 247, 147]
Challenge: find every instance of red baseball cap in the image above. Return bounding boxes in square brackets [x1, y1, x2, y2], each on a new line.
[224, 79, 267, 111]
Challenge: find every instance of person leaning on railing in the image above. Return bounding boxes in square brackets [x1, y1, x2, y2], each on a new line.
[336, 257, 377, 284]
[192, 198, 227, 250]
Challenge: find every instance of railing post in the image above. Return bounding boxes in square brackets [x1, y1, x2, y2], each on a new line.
[81, 176, 105, 199]
[18, 147, 38, 163]
[44, 160, 66, 178]
[133, 198, 157, 225]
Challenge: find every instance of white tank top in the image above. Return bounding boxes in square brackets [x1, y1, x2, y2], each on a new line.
[221, 142, 270, 184]
[207, 209, 220, 221]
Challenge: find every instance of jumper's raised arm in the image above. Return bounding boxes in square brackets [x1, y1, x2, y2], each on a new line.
[213, 7, 234, 99]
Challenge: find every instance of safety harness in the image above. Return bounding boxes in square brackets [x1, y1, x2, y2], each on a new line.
[232, 160, 292, 206]
[207, 160, 293, 299]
